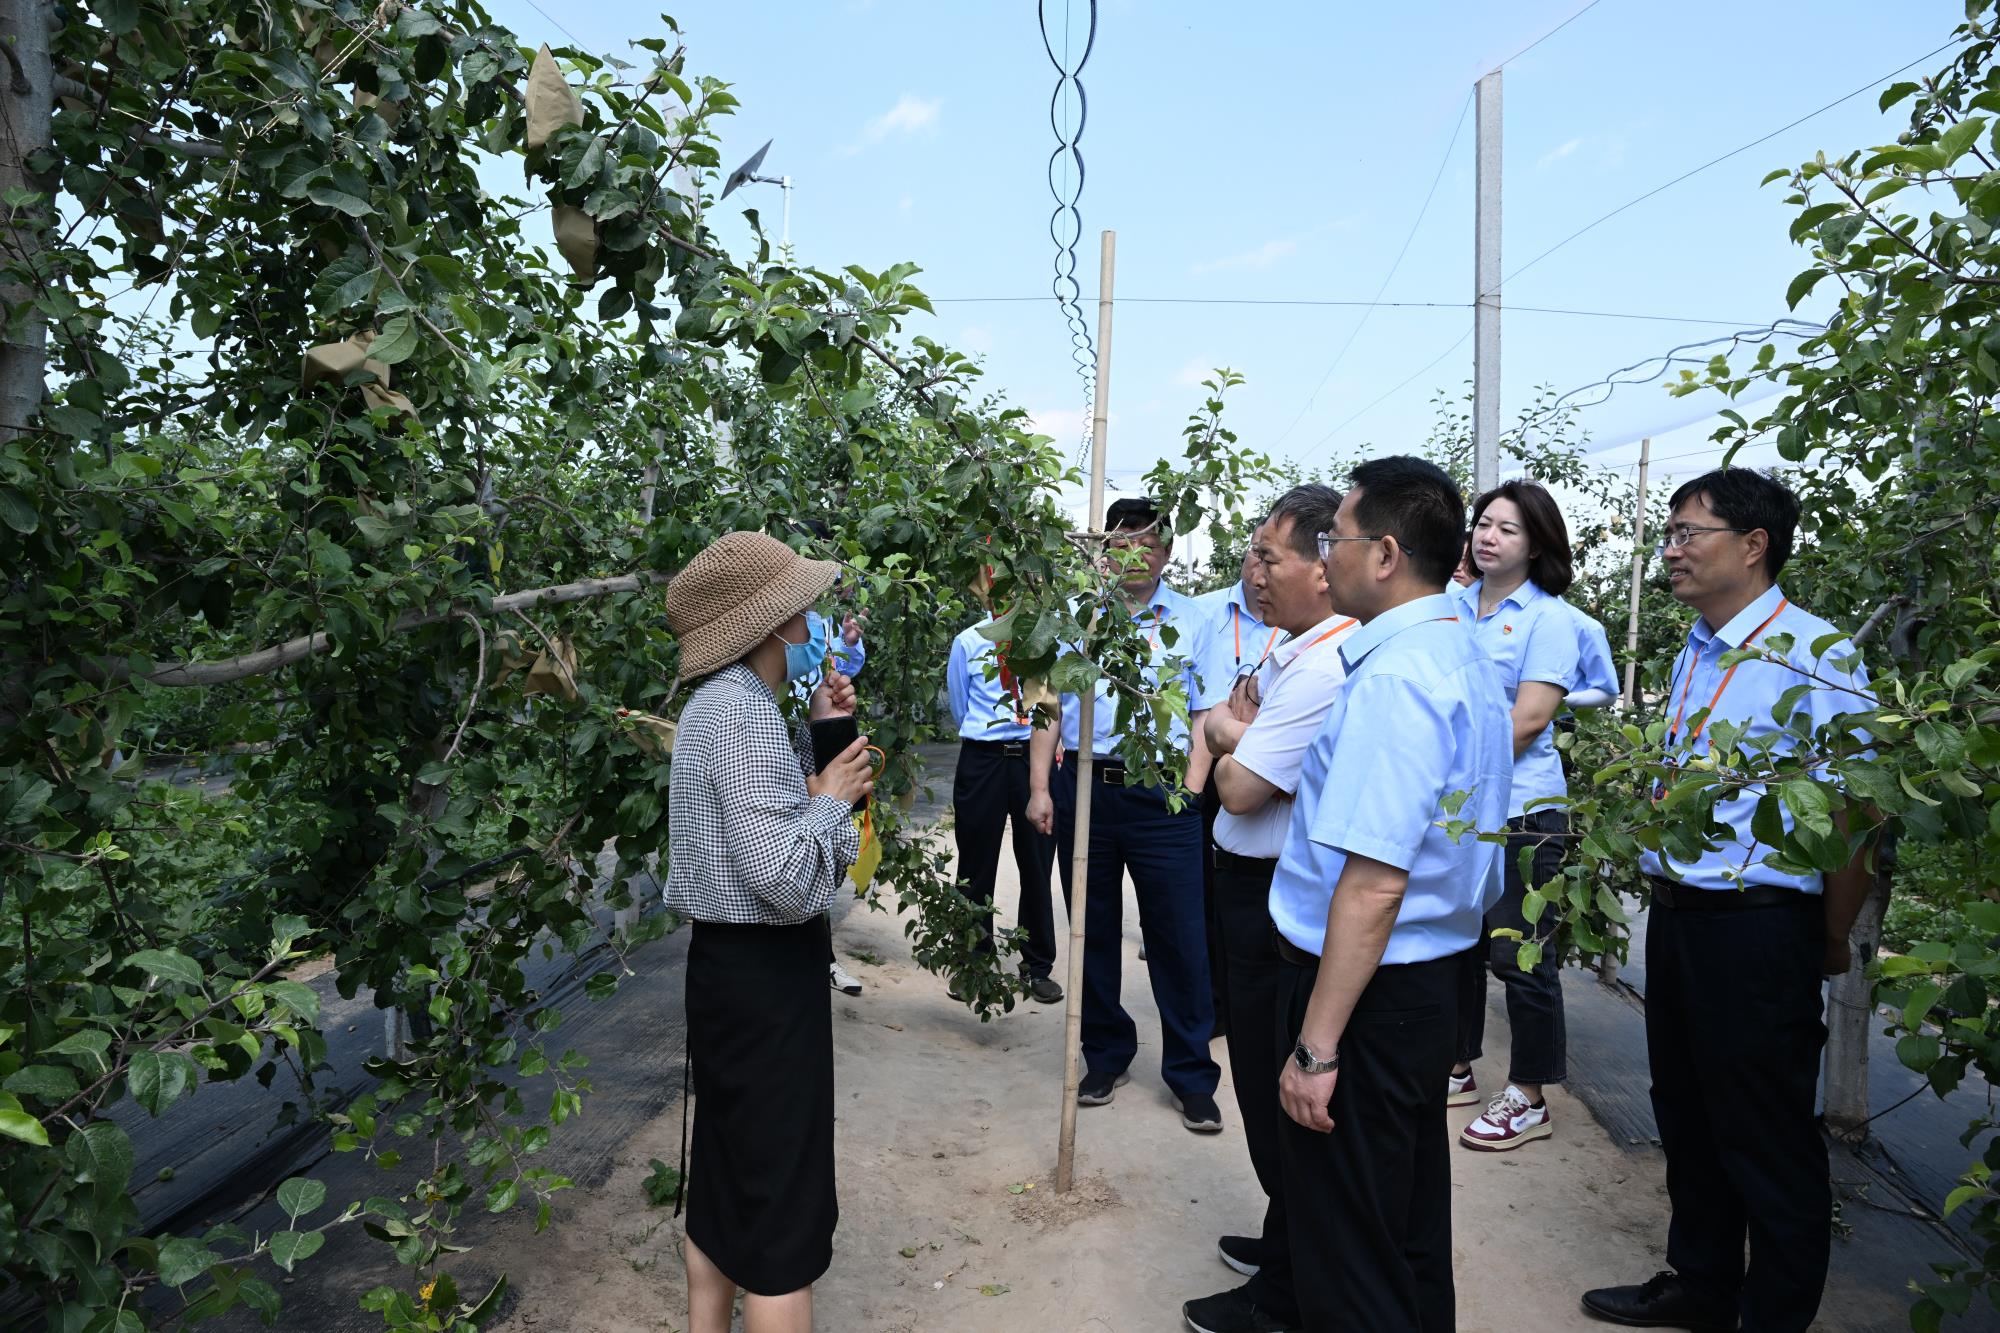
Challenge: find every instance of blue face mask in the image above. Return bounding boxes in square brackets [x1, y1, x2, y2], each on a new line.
[778, 612, 830, 681]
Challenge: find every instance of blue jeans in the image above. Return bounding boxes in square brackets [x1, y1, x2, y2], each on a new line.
[1051, 762, 1220, 1099]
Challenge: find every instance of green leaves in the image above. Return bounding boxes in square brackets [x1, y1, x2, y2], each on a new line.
[270, 1228, 326, 1272]
[126, 1050, 197, 1116]
[0, 486, 38, 534]
[67, 1121, 135, 1203]
[0, 1093, 50, 1146]
[307, 183, 375, 217]
[278, 1176, 327, 1222]
[370, 314, 422, 365]
[642, 1158, 682, 1207]
[126, 947, 204, 987]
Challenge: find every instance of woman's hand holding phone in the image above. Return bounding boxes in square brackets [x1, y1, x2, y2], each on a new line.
[807, 736, 875, 807]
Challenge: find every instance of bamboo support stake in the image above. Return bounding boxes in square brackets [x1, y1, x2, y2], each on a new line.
[1057, 230, 1115, 1195]
[1620, 437, 1650, 709]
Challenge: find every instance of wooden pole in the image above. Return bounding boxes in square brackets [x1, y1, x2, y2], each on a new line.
[1472, 71, 1503, 498]
[1621, 437, 1650, 709]
[1056, 229, 1115, 1194]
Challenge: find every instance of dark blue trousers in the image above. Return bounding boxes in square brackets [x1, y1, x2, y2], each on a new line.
[1051, 761, 1220, 1098]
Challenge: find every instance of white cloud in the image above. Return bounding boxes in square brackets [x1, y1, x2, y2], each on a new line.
[841, 94, 941, 154]
[1190, 236, 1299, 275]
[1537, 137, 1584, 170]
[1175, 357, 1219, 387]
[1028, 406, 1089, 443]
[1536, 134, 1632, 172]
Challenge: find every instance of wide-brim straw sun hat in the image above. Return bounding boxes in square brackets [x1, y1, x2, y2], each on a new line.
[667, 530, 838, 686]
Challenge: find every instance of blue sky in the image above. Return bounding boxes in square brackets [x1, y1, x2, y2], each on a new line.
[487, 0, 1962, 497]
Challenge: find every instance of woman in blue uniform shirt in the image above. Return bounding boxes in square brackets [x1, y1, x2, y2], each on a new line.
[1448, 479, 1614, 1152]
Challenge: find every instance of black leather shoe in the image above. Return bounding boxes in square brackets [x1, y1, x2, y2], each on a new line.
[1183, 1285, 1297, 1333]
[1580, 1271, 1737, 1330]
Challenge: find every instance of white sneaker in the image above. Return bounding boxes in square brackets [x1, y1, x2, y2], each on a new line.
[829, 961, 862, 995]
[1447, 1069, 1479, 1107]
[1459, 1084, 1551, 1151]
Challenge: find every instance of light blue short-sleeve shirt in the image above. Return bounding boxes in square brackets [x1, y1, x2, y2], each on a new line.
[1059, 580, 1222, 757]
[1639, 584, 1873, 894]
[1190, 581, 1284, 705]
[1268, 594, 1514, 965]
[947, 622, 1033, 742]
[1568, 602, 1620, 698]
[1452, 579, 1584, 819]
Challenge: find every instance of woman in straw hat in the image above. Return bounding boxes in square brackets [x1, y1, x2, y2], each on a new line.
[664, 530, 876, 1333]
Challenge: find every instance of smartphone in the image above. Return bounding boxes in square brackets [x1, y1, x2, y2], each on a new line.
[809, 715, 868, 812]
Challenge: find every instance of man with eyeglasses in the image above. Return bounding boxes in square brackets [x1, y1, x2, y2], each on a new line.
[1267, 457, 1511, 1332]
[1582, 467, 1874, 1333]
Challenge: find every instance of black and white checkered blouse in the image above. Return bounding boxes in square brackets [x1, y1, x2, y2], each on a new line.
[665, 663, 860, 924]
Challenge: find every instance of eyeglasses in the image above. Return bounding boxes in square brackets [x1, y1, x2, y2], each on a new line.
[1316, 531, 1416, 561]
[1654, 524, 1752, 557]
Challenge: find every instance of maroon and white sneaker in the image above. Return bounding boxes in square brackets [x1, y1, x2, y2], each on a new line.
[1446, 1069, 1480, 1107]
[1460, 1085, 1551, 1151]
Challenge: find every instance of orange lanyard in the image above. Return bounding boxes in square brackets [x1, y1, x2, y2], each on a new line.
[1233, 604, 1281, 669]
[1667, 599, 1788, 747]
[1291, 619, 1357, 660]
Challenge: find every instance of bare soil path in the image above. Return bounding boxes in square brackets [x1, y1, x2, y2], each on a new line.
[486, 831, 1680, 1333]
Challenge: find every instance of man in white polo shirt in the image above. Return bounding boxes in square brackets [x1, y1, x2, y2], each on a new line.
[1182, 485, 1359, 1333]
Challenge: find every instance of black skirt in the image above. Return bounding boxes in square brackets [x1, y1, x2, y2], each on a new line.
[684, 916, 837, 1295]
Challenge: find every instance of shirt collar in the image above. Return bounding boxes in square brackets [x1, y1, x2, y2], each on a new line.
[1226, 581, 1261, 620]
[1702, 583, 1786, 649]
[1339, 592, 1459, 672]
[1132, 578, 1178, 620]
[1274, 610, 1357, 667]
[1458, 576, 1542, 613]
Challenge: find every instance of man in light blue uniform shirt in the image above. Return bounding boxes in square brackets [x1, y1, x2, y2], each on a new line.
[1026, 497, 1229, 1133]
[1268, 457, 1510, 1333]
[1584, 469, 1874, 1333]
[946, 593, 1062, 1005]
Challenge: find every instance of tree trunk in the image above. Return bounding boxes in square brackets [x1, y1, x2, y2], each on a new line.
[0, 0, 53, 442]
[1823, 853, 1892, 1138]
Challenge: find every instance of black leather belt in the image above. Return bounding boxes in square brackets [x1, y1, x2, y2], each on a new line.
[961, 738, 1028, 757]
[1273, 928, 1319, 968]
[1647, 876, 1812, 911]
[1212, 847, 1278, 875]
[1087, 761, 1128, 784]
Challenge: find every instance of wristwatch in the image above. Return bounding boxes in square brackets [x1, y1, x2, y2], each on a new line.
[1292, 1039, 1340, 1074]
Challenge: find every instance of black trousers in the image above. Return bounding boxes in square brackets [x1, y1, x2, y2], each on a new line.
[1213, 853, 1296, 1321]
[1455, 809, 1569, 1084]
[951, 740, 1059, 978]
[1278, 950, 1457, 1333]
[1647, 886, 1829, 1332]
[1199, 784, 1229, 1030]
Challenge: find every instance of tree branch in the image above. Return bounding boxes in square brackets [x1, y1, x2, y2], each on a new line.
[70, 571, 668, 688]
